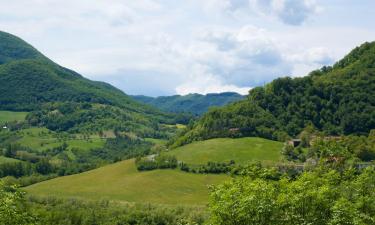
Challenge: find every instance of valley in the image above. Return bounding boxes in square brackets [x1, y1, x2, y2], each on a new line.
[0, 30, 374, 225]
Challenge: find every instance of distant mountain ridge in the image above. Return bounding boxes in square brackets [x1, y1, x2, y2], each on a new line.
[132, 92, 245, 115]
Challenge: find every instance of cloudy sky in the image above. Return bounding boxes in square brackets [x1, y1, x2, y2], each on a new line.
[1, 0, 375, 96]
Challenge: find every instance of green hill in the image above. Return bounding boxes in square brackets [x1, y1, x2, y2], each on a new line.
[0, 31, 180, 137]
[167, 137, 283, 166]
[24, 159, 228, 205]
[0, 31, 165, 116]
[174, 42, 375, 146]
[132, 92, 244, 115]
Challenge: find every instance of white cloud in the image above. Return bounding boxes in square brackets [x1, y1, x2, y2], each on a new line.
[0, 0, 374, 96]
[250, 0, 321, 25]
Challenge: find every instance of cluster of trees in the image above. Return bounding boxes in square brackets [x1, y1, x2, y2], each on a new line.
[283, 130, 375, 163]
[208, 165, 375, 225]
[135, 155, 178, 171]
[0, 182, 37, 225]
[26, 102, 175, 139]
[173, 42, 375, 147]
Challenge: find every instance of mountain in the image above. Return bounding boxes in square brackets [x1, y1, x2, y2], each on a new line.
[172, 42, 375, 147]
[0, 31, 176, 137]
[132, 92, 245, 115]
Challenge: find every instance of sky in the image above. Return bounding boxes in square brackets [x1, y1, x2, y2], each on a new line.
[1, 0, 375, 96]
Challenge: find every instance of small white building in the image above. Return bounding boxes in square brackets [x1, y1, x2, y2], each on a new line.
[2, 126, 7, 129]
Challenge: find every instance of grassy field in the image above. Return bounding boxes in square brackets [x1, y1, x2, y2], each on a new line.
[166, 137, 283, 165]
[0, 110, 27, 124]
[25, 159, 228, 205]
[16, 127, 105, 152]
[0, 156, 20, 164]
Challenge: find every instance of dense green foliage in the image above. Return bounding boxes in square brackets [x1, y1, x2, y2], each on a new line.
[283, 129, 375, 163]
[132, 92, 244, 115]
[209, 166, 375, 225]
[0, 182, 36, 225]
[174, 42, 375, 146]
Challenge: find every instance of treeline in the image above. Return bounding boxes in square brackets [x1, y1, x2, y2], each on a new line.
[136, 155, 238, 174]
[172, 42, 375, 147]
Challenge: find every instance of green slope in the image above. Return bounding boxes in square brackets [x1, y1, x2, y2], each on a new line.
[167, 137, 283, 165]
[132, 92, 245, 115]
[24, 159, 228, 205]
[174, 42, 375, 146]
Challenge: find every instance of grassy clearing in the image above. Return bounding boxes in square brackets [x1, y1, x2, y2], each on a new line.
[0, 110, 27, 124]
[16, 127, 105, 152]
[25, 159, 228, 205]
[0, 156, 20, 164]
[166, 137, 283, 166]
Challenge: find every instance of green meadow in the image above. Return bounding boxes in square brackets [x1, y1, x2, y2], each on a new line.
[25, 159, 228, 205]
[167, 137, 283, 166]
[0, 110, 27, 124]
[16, 127, 106, 152]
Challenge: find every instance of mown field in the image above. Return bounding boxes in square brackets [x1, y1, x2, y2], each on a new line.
[166, 137, 283, 165]
[0, 110, 27, 124]
[25, 159, 228, 205]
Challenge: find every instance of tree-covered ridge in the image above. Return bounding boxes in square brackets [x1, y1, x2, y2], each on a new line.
[173, 42, 375, 146]
[0, 31, 182, 137]
[132, 92, 245, 115]
[0, 31, 46, 65]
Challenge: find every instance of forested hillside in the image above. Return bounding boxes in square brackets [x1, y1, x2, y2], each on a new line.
[0, 31, 166, 118]
[173, 42, 375, 146]
[132, 92, 244, 115]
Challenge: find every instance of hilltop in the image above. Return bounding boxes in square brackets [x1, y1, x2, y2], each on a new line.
[173, 42, 375, 146]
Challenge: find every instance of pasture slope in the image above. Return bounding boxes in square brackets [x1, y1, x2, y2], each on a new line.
[167, 137, 283, 165]
[24, 159, 228, 205]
